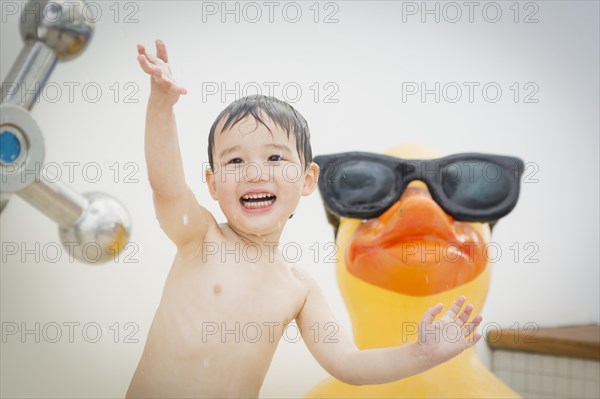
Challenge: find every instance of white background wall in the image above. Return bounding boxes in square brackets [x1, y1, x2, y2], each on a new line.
[1, 1, 598, 397]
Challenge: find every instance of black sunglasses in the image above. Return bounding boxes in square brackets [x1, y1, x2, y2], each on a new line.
[313, 152, 524, 223]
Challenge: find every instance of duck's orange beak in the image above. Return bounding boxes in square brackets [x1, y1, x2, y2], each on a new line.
[346, 186, 487, 296]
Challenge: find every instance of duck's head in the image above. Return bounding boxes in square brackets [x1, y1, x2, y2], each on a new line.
[316, 144, 522, 349]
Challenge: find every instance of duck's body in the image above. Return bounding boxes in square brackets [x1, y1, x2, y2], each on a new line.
[306, 145, 520, 398]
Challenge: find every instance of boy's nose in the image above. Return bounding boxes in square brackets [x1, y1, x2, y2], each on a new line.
[243, 162, 271, 182]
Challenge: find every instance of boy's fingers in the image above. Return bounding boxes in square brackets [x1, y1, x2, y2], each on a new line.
[137, 43, 184, 97]
[147, 52, 161, 64]
[465, 333, 482, 348]
[156, 39, 169, 63]
[455, 304, 473, 327]
[137, 54, 156, 75]
[463, 314, 483, 337]
[442, 296, 466, 321]
[138, 45, 161, 64]
[420, 303, 443, 325]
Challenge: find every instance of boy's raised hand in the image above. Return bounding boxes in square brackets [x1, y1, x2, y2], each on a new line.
[416, 296, 483, 366]
[137, 40, 187, 104]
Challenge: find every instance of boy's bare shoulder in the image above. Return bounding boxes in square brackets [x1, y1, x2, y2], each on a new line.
[175, 216, 223, 255]
[289, 266, 320, 294]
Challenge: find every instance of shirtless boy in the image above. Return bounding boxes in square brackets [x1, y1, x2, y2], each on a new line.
[126, 40, 483, 398]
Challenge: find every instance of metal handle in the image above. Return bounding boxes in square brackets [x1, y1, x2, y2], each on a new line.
[1, 0, 131, 264]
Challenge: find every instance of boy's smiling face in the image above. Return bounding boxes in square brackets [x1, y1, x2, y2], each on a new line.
[206, 115, 319, 238]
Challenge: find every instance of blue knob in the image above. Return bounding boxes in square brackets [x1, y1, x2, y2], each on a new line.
[0, 130, 21, 163]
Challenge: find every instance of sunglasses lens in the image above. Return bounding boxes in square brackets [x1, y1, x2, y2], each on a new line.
[442, 161, 512, 208]
[330, 160, 395, 207]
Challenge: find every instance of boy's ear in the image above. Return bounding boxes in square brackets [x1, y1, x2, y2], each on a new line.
[302, 162, 320, 196]
[205, 167, 218, 200]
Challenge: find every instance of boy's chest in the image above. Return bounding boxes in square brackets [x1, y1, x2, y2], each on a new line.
[162, 256, 306, 335]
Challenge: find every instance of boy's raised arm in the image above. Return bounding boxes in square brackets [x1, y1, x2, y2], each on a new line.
[137, 40, 214, 248]
[294, 270, 482, 386]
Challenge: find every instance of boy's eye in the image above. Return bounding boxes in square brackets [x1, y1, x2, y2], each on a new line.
[227, 158, 243, 165]
[268, 155, 283, 162]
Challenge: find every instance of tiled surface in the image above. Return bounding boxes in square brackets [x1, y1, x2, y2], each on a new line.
[491, 350, 600, 398]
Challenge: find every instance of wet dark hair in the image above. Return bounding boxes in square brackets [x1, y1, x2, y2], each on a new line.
[207, 95, 312, 170]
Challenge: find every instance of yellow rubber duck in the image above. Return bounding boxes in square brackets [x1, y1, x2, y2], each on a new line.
[305, 144, 520, 398]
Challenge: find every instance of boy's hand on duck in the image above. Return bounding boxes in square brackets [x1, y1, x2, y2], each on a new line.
[416, 296, 483, 367]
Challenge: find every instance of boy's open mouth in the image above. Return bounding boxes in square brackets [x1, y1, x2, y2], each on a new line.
[240, 192, 277, 209]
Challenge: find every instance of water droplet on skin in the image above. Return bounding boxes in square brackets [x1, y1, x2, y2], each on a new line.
[183, 214, 189, 225]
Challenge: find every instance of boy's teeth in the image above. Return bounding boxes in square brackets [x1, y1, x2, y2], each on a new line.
[241, 193, 276, 208]
[243, 200, 274, 208]
[242, 193, 274, 200]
